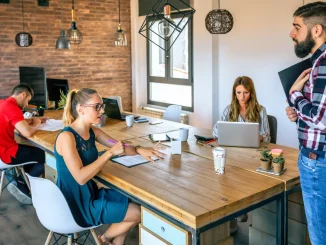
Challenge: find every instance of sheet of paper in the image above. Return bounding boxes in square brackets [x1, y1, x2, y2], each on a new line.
[37, 119, 64, 132]
[112, 155, 157, 168]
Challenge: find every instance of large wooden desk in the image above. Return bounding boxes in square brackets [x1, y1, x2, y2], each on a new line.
[148, 127, 301, 244]
[18, 111, 287, 245]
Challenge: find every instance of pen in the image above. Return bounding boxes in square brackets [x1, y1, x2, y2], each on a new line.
[197, 141, 214, 148]
[108, 139, 130, 148]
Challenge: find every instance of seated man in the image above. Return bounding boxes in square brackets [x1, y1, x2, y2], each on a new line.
[0, 84, 47, 204]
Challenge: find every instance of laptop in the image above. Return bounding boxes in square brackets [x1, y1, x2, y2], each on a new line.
[217, 121, 260, 148]
[103, 98, 139, 120]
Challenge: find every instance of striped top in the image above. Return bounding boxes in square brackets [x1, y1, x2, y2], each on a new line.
[213, 105, 271, 143]
[290, 43, 326, 152]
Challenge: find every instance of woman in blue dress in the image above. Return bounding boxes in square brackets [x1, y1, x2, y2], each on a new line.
[55, 88, 165, 245]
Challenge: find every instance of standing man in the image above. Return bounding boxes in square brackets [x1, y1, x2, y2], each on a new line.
[0, 84, 46, 204]
[286, 2, 326, 244]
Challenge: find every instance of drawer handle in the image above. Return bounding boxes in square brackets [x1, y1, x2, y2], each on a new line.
[161, 226, 165, 232]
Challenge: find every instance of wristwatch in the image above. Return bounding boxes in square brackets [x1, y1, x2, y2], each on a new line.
[134, 145, 142, 154]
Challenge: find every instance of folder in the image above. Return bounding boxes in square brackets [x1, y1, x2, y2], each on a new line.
[278, 58, 312, 106]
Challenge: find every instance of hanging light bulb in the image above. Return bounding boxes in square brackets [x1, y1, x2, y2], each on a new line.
[56, 0, 70, 49]
[158, 5, 176, 38]
[15, 0, 33, 47]
[67, 0, 83, 45]
[114, 0, 127, 46]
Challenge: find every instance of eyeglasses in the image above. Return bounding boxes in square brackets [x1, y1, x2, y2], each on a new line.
[81, 103, 106, 111]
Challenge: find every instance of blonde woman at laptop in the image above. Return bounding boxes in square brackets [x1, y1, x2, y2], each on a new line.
[213, 76, 271, 144]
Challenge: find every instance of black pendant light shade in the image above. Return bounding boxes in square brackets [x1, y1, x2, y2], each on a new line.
[16, 0, 33, 47]
[205, 0, 233, 34]
[15, 32, 33, 47]
[67, 0, 83, 45]
[56, 29, 71, 49]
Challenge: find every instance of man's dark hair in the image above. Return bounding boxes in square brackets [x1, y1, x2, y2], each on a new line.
[11, 83, 34, 97]
[294, 1, 326, 29]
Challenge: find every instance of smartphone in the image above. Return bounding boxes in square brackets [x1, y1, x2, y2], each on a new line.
[194, 135, 214, 141]
[149, 121, 163, 125]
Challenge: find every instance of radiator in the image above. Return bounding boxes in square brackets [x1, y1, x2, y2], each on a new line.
[140, 106, 189, 125]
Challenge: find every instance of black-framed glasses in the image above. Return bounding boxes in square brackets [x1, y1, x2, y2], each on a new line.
[81, 103, 106, 111]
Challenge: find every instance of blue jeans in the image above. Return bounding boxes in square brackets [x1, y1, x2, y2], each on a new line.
[298, 151, 326, 245]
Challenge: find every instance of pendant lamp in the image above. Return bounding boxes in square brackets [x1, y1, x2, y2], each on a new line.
[56, 0, 71, 49]
[67, 0, 83, 45]
[205, 0, 233, 34]
[15, 0, 33, 47]
[114, 0, 127, 46]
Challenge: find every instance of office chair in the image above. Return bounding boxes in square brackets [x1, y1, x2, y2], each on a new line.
[267, 115, 277, 144]
[162, 105, 182, 123]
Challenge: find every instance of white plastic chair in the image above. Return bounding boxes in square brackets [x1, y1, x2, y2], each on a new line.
[162, 105, 182, 123]
[108, 96, 123, 111]
[26, 174, 102, 245]
[0, 159, 37, 200]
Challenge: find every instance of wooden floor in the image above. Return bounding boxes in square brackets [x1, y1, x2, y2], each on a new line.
[0, 187, 249, 245]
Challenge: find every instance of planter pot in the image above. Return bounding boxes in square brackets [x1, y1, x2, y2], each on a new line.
[260, 159, 271, 170]
[273, 162, 284, 174]
[37, 107, 44, 116]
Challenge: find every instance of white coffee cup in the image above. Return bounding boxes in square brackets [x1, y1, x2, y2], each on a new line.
[125, 115, 134, 127]
[212, 147, 226, 174]
[171, 139, 181, 155]
[179, 128, 189, 142]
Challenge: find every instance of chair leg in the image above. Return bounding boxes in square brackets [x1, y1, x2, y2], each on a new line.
[44, 231, 53, 245]
[0, 170, 5, 199]
[74, 232, 78, 245]
[18, 167, 31, 191]
[90, 229, 102, 245]
[67, 234, 73, 245]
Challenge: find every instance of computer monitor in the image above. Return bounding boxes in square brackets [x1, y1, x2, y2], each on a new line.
[19, 66, 48, 109]
[46, 78, 69, 109]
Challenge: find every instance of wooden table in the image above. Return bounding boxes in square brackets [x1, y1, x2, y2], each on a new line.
[144, 127, 301, 244]
[18, 111, 287, 245]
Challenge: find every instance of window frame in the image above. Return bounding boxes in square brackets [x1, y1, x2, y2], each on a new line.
[146, 11, 194, 112]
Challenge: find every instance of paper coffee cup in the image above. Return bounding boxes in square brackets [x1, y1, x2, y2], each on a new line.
[212, 147, 226, 174]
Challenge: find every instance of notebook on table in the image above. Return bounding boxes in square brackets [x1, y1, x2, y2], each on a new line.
[103, 98, 139, 120]
[217, 121, 260, 148]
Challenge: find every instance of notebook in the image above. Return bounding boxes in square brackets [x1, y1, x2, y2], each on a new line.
[111, 155, 158, 168]
[278, 58, 312, 106]
[149, 133, 170, 142]
[103, 98, 139, 120]
[217, 121, 260, 148]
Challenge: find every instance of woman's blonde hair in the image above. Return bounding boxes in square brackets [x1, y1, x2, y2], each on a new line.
[62, 88, 97, 126]
[229, 76, 261, 123]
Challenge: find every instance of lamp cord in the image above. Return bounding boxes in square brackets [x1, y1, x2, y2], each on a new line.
[118, 0, 121, 24]
[72, 0, 74, 10]
[21, 0, 25, 32]
[61, 0, 64, 28]
[218, 0, 220, 9]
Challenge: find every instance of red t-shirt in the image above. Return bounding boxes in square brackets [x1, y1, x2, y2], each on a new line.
[0, 97, 24, 163]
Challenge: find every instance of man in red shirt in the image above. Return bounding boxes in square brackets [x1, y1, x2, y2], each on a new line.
[0, 84, 46, 204]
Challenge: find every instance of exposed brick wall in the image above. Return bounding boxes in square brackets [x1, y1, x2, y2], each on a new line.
[0, 0, 132, 111]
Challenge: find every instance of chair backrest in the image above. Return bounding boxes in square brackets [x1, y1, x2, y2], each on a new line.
[267, 115, 277, 144]
[108, 96, 123, 112]
[162, 105, 182, 123]
[26, 174, 84, 234]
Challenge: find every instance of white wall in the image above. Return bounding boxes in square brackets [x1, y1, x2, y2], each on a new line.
[131, 0, 324, 148]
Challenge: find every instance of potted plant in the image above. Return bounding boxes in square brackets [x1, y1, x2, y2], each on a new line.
[259, 149, 273, 170]
[272, 154, 285, 174]
[57, 89, 68, 109]
[37, 106, 44, 116]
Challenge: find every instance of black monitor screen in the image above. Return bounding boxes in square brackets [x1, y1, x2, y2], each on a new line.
[19, 66, 47, 109]
[46, 78, 69, 103]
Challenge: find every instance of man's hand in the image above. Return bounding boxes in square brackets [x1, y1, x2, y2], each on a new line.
[289, 68, 312, 94]
[39, 116, 49, 123]
[30, 117, 41, 127]
[286, 106, 298, 122]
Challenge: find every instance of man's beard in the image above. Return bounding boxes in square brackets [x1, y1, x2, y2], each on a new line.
[293, 31, 315, 58]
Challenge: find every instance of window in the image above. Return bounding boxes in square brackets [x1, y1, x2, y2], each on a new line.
[147, 12, 193, 111]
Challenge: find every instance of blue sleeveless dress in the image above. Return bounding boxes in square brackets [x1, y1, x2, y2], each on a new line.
[54, 126, 129, 227]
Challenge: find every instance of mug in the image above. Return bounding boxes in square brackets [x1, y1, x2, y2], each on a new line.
[212, 147, 226, 174]
[179, 128, 189, 142]
[126, 115, 134, 127]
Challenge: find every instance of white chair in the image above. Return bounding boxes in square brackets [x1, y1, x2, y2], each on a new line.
[26, 174, 102, 245]
[162, 105, 182, 123]
[108, 96, 123, 111]
[0, 159, 37, 200]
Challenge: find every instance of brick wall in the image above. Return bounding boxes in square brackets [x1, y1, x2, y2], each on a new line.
[0, 0, 132, 110]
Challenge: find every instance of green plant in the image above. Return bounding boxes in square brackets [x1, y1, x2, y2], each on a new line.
[57, 90, 68, 109]
[259, 149, 273, 161]
[272, 154, 285, 164]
